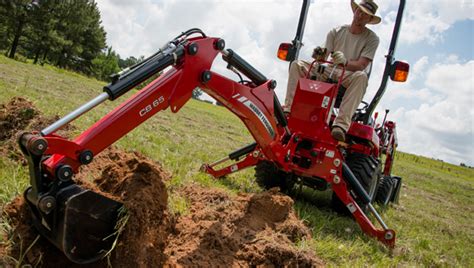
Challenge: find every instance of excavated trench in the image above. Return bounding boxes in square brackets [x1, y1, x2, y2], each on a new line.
[0, 98, 323, 267]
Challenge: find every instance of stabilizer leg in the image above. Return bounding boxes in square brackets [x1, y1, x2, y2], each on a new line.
[332, 178, 396, 248]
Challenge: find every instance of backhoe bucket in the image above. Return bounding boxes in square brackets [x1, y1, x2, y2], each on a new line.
[25, 184, 123, 264]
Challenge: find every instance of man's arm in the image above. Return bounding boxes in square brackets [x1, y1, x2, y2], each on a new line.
[349, 31, 379, 72]
[345, 57, 371, 72]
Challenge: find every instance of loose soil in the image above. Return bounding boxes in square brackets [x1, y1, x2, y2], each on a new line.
[0, 97, 73, 163]
[0, 98, 323, 267]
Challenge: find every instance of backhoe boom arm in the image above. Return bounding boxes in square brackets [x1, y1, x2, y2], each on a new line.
[38, 36, 283, 176]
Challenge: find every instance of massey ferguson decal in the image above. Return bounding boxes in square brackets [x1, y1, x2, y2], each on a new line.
[233, 94, 275, 138]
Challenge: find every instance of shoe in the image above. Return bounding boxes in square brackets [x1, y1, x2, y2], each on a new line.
[331, 126, 346, 142]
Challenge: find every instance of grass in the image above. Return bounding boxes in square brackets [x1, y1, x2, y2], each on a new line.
[104, 206, 130, 267]
[0, 55, 473, 266]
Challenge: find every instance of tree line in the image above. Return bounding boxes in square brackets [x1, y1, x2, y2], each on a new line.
[0, 0, 142, 82]
[0, 0, 203, 99]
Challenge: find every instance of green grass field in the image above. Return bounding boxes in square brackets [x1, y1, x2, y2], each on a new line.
[1, 55, 473, 267]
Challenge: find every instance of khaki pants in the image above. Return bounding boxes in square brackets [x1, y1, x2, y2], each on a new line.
[285, 60, 368, 132]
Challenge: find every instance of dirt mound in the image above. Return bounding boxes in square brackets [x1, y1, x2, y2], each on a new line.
[164, 186, 321, 267]
[0, 97, 73, 162]
[78, 147, 172, 267]
[0, 97, 38, 141]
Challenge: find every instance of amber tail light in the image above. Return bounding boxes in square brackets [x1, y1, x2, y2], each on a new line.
[277, 43, 292, 61]
[390, 61, 409, 82]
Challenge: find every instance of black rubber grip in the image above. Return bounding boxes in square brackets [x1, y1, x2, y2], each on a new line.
[273, 94, 288, 128]
[342, 163, 371, 204]
[222, 49, 267, 86]
[229, 142, 257, 160]
[104, 48, 184, 100]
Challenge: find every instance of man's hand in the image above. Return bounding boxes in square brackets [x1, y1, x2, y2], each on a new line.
[331, 51, 347, 66]
[312, 46, 327, 61]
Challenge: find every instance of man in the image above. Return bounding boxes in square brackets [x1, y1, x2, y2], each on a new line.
[284, 0, 381, 142]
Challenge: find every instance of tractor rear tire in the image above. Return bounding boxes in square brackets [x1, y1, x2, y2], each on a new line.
[331, 153, 380, 213]
[375, 176, 395, 206]
[255, 161, 294, 193]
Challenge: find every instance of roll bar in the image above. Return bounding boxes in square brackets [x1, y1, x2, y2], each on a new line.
[287, 0, 310, 63]
[364, 0, 407, 122]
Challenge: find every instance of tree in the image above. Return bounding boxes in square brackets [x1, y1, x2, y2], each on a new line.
[0, 0, 127, 81]
[91, 46, 120, 82]
[1, 1, 106, 72]
[118, 56, 141, 69]
[0, 0, 35, 58]
[21, 0, 56, 63]
[50, 1, 105, 71]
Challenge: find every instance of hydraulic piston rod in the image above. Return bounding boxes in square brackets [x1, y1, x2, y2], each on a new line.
[368, 203, 389, 230]
[41, 93, 109, 136]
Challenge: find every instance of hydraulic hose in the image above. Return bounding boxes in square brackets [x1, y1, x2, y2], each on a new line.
[273, 94, 288, 128]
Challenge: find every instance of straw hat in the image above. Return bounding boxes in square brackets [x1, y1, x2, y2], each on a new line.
[351, 0, 382, 25]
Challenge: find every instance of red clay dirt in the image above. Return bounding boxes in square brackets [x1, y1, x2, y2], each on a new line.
[164, 186, 320, 267]
[0, 98, 324, 267]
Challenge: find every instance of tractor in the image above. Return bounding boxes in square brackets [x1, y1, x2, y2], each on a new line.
[18, 0, 409, 263]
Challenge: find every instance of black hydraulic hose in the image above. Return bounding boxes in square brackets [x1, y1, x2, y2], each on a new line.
[174, 28, 207, 40]
[342, 163, 371, 204]
[273, 94, 288, 128]
[104, 46, 184, 100]
[222, 49, 267, 86]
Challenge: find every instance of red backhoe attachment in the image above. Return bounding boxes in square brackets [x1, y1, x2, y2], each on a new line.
[19, 19, 409, 261]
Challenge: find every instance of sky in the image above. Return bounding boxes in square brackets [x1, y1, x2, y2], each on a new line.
[96, 0, 474, 166]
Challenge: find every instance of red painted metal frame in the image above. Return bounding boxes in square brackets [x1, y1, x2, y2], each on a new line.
[332, 180, 396, 247]
[36, 36, 395, 247]
[347, 122, 380, 157]
[202, 150, 261, 178]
